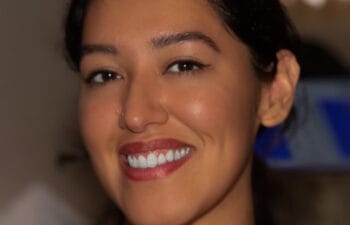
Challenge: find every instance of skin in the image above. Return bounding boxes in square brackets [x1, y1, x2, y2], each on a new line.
[78, 0, 300, 225]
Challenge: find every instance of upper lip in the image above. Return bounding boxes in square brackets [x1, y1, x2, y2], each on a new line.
[119, 138, 194, 155]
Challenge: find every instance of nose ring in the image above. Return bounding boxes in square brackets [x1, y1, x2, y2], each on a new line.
[118, 110, 126, 129]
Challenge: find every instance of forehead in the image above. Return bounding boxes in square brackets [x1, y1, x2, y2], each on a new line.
[83, 0, 226, 43]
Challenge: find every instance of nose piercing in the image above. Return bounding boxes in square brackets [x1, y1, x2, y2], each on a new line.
[118, 110, 126, 129]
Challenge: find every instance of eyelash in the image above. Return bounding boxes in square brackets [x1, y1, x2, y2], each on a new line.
[84, 60, 209, 85]
[165, 60, 209, 75]
[85, 70, 123, 84]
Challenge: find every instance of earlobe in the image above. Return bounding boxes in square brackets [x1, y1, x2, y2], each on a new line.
[259, 50, 300, 127]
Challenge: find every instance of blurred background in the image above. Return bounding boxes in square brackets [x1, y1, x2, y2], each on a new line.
[0, 0, 349, 225]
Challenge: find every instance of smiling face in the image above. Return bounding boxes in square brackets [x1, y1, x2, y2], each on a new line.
[79, 0, 280, 224]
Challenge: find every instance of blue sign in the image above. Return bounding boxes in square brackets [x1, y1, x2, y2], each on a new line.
[255, 79, 350, 170]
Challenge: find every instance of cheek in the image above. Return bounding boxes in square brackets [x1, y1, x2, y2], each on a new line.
[78, 90, 125, 200]
[79, 98, 107, 149]
[79, 89, 121, 148]
[167, 82, 260, 143]
[79, 90, 121, 181]
[161, 80, 259, 216]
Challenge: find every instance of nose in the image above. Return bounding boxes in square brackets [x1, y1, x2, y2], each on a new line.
[120, 78, 168, 133]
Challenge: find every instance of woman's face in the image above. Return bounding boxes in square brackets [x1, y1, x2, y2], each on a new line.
[79, 0, 267, 224]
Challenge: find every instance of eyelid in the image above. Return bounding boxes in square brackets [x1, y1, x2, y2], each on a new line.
[84, 69, 123, 84]
[165, 59, 210, 74]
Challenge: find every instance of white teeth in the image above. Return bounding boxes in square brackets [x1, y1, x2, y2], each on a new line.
[138, 155, 147, 168]
[165, 150, 174, 162]
[174, 150, 181, 160]
[127, 155, 132, 163]
[127, 148, 192, 169]
[147, 153, 158, 168]
[157, 153, 166, 165]
[128, 156, 139, 168]
[127, 156, 133, 167]
[132, 156, 139, 168]
[180, 148, 186, 157]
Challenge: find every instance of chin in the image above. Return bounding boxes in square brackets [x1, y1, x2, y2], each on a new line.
[122, 201, 197, 225]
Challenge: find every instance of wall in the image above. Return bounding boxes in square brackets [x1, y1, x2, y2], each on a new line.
[286, 1, 350, 67]
[0, 0, 107, 223]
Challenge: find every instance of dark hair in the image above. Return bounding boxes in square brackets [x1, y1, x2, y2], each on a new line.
[65, 0, 299, 80]
[64, 1, 299, 225]
[210, 1, 299, 80]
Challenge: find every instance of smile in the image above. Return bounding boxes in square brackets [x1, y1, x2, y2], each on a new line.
[126, 147, 191, 169]
[119, 138, 194, 181]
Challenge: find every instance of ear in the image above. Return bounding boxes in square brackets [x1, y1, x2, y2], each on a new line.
[258, 50, 300, 127]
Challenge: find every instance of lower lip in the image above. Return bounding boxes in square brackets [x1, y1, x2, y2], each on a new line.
[120, 151, 193, 181]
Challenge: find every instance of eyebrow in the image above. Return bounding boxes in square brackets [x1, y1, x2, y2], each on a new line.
[80, 31, 221, 58]
[81, 44, 118, 57]
[151, 31, 221, 52]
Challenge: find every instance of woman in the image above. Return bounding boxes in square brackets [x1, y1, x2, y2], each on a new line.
[65, 0, 300, 225]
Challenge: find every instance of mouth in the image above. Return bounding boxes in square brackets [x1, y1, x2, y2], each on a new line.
[119, 138, 194, 181]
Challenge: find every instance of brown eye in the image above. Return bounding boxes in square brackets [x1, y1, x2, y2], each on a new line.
[166, 60, 208, 74]
[86, 70, 123, 84]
